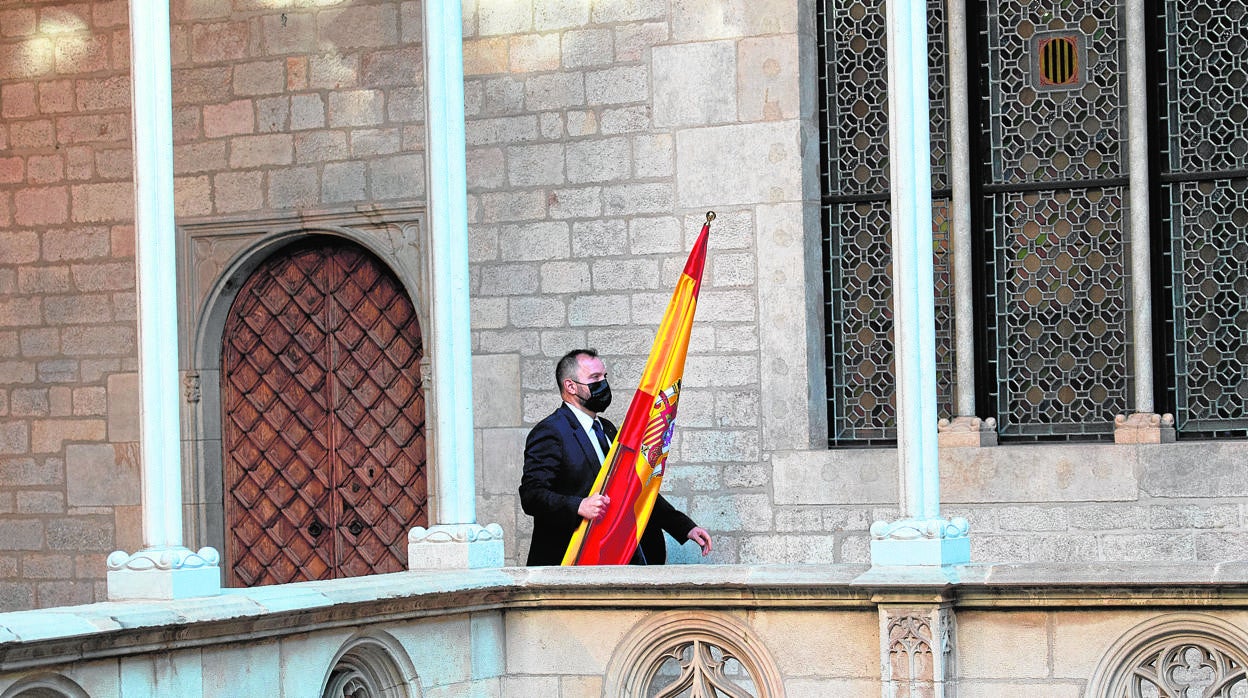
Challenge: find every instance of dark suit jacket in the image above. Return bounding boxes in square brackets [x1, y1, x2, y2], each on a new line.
[519, 404, 697, 566]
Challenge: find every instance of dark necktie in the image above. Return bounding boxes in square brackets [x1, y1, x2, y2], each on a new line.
[592, 419, 611, 461]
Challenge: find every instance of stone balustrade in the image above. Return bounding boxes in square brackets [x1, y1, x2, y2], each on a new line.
[4, 563, 1248, 696]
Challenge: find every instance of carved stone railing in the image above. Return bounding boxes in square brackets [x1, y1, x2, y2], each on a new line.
[6, 564, 1248, 697]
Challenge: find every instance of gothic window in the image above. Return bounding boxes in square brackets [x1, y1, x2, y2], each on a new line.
[604, 611, 784, 698]
[322, 634, 418, 698]
[1088, 614, 1248, 697]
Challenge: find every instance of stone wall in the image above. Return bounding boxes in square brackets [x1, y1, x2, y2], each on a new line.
[0, 0, 429, 610]
[460, 0, 822, 568]
[6, 0, 1248, 615]
[0, 0, 140, 610]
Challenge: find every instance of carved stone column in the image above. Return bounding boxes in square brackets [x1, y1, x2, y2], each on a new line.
[879, 600, 957, 698]
[410, 1, 504, 568]
[108, 0, 220, 600]
[868, 0, 970, 569]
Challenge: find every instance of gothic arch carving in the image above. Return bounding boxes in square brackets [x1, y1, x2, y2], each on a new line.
[176, 207, 429, 560]
[603, 610, 785, 698]
[0, 673, 89, 698]
[1087, 613, 1248, 697]
[320, 631, 422, 698]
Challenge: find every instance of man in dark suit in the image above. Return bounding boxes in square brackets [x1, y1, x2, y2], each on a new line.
[519, 348, 713, 566]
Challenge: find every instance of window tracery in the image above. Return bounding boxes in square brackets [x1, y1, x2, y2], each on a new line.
[321, 633, 419, 698]
[605, 611, 783, 698]
[1088, 613, 1248, 697]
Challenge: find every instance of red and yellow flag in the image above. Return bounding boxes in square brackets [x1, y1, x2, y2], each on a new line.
[562, 213, 712, 565]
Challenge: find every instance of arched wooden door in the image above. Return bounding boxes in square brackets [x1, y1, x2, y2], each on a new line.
[221, 238, 427, 587]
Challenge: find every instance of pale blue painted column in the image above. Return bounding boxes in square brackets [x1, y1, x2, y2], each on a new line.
[865, 0, 969, 571]
[107, 0, 219, 599]
[409, 0, 503, 568]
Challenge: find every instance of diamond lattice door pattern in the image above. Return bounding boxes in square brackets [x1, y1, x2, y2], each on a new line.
[222, 238, 428, 587]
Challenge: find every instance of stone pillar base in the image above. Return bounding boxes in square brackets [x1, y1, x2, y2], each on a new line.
[937, 416, 997, 447]
[878, 600, 956, 698]
[408, 523, 504, 569]
[867, 517, 971, 569]
[1114, 412, 1176, 444]
[106, 546, 221, 600]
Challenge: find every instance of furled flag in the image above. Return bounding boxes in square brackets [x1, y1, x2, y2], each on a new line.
[561, 212, 713, 565]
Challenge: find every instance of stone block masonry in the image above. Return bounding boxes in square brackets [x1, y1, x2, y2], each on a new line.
[459, 1, 815, 567]
[0, 0, 142, 604]
[0, 0, 438, 609]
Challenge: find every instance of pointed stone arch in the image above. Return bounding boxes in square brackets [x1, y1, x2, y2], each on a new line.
[1087, 613, 1248, 697]
[603, 610, 785, 698]
[177, 207, 433, 572]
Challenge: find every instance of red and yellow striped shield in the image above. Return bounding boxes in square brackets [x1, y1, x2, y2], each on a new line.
[562, 214, 711, 565]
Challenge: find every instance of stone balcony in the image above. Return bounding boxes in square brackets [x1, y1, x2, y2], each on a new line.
[4, 563, 1248, 696]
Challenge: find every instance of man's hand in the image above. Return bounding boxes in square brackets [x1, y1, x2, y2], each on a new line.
[577, 494, 610, 520]
[687, 526, 712, 556]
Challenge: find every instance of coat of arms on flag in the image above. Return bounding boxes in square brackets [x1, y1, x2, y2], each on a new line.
[640, 381, 680, 483]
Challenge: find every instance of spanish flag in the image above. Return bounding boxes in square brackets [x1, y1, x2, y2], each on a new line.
[561, 213, 712, 565]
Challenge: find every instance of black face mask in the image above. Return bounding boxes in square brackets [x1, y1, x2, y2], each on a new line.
[577, 379, 612, 413]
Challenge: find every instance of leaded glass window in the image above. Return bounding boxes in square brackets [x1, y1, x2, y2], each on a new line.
[818, 0, 955, 445]
[977, 0, 1131, 439]
[1157, 1, 1248, 436]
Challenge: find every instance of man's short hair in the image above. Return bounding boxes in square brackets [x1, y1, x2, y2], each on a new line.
[556, 348, 598, 388]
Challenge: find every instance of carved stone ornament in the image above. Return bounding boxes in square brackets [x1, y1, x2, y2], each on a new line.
[183, 371, 201, 403]
[603, 610, 784, 698]
[870, 516, 971, 542]
[1088, 613, 1248, 697]
[0, 672, 90, 698]
[321, 633, 418, 698]
[106, 545, 220, 572]
[407, 522, 503, 544]
[881, 605, 956, 694]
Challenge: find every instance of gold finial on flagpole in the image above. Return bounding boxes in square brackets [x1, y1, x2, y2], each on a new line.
[705, 211, 716, 223]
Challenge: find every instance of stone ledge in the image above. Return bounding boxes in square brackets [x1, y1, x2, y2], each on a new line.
[9, 561, 1248, 670]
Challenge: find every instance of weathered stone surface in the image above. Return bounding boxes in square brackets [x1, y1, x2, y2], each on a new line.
[957, 610, 1050, 679]
[538, 261, 590, 294]
[585, 65, 648, 106]
[506, 609, 646, 674]
[740, 533, 837, 563]
[473, 354, 522, 429]
[1050, 611, 1149, 680]
[0, 520, 43, 551]
[479, 427, 527, 496]
[508, 33, 560, 73]
[45, 516, 113, 551]
[1139, 442, 1248, 497]
[66, 444, 139, 507]
[369, 153, 425, 199]
[499, 222, 569, 261]
[566, 138, 630, 184]
[481, 189, 547, 224]
[773, 448, 896, 505]
[670, 0, 798, 40]
[690, 493, 772, 532]
[506, 143, 564, 187]
[943, 443, 1139, 503]
[30, 419, 105, 453]
[653, 42, 736, 127]
[676, 122, 803, 207]
[202, 639, 281, 696]
[318, 4, 398, 48]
